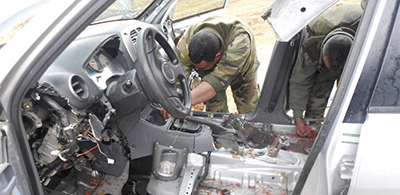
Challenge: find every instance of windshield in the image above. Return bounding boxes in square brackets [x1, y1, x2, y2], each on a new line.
[92, 0, 154, 24]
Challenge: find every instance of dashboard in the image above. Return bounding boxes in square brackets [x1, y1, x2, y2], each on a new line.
[84, 49, 125, 90]
[37, 20, 144, 112]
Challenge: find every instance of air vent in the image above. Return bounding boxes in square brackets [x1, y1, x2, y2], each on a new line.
[130, 27, 142, 44]
[69, 75, 88, 100]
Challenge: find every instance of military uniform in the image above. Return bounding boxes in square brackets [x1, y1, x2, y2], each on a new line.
[289, 4, 363, 119]
[176, 15, 260, 113]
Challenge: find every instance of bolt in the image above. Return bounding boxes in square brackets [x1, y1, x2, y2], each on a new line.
[340, 166, 347, 173]
[23, 103, 31, 110]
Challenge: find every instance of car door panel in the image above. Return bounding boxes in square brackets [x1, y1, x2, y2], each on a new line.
[0, 1, 116, 194]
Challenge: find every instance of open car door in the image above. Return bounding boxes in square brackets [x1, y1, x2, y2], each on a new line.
[0, 103, 17, 195]
[0, 1, 115, 194]
[263, 0, 339, 42]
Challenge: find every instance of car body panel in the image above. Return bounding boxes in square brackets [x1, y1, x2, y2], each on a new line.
[263, 0, 338, 41]
[296, 0, 400, 194]
[0, 0, 115, 194]
[349, 112, 400, 195]
[1, 0, 400, 194]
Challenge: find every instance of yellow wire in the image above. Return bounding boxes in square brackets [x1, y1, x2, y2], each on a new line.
[170, 122, 184, 146]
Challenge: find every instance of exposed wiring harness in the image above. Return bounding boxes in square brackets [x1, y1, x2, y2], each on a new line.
[76, 126, 113, 163]
[170, 123, 183, 146]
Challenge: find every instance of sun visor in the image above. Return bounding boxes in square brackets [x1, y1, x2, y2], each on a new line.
[262, 0, 338, 42]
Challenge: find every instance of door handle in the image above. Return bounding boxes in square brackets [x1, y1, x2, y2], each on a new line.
[0, 163, 16, 195]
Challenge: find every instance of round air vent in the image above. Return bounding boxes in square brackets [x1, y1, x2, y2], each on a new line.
[69, 75, 89, 100]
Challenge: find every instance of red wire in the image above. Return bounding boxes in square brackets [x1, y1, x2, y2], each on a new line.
[76, 143, 98, 157]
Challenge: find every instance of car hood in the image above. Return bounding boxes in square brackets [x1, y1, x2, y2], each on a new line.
[262, 0, 338, 42]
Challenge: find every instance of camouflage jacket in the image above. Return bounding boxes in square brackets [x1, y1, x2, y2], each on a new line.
[289, 4, 364, 118]
[176, 15, 258, 94]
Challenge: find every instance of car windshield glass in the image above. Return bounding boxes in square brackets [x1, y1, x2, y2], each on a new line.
[92, 0, 154, 24]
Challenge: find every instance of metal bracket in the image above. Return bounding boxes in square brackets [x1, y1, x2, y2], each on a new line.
[99, 96, 115, 127]
[267, 135, 290, 157]
[178, 166, 202, 195]
[89, 114, 104, 141]
[340, 161, 355, 180]
[152, 142, 188, 181]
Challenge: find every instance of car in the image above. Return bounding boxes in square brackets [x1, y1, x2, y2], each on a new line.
[0, 0, 399, 194]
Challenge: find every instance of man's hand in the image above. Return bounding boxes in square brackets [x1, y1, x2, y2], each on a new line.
[160, 108, 172, 119]
[295, 118, 312, 137]
[159, 81, 216, 120]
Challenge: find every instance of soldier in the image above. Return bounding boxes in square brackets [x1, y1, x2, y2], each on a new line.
[289, 4, 364, 137]
[162, 15, 260, 119]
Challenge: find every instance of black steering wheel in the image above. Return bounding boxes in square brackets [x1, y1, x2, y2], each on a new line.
[135, 25, 191, 118]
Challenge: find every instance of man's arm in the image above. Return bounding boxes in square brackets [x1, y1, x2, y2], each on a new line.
[160, 82, 216, 119]
[289, 44, 318, 137]
[191, 81, 217, 105]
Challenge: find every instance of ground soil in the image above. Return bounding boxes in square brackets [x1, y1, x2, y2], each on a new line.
[224, 0, 275, 113]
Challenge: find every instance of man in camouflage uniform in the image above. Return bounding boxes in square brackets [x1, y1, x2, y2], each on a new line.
[289, 4, 363, 137]
[175, 15, 260, 113]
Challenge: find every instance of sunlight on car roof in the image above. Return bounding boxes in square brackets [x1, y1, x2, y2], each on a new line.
[0, 18, 31, 49]
[0, 0, 39, 24]
[0, 0, 42, 48]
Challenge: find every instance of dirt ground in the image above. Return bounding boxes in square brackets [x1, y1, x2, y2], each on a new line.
[213, 0, 360, 113]
[223, 0, 274, 113]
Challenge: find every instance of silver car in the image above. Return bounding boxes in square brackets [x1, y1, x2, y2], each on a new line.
[0, 0, 399, 194]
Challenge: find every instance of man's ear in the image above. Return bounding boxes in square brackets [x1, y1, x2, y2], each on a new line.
[215, 51, 221, 61]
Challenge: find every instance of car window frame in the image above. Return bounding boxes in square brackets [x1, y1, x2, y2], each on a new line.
[344, 0, 400, 123]
[368, 5, 400, 109]
[293, 0, 399, 193]
[0, 1, 115, 194]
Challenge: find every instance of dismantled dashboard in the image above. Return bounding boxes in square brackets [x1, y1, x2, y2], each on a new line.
[20, 19, 319, 195]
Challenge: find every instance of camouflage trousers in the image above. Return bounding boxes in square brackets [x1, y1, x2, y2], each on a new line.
[205, 68, 261, 114]
[304, 77, 336, 119]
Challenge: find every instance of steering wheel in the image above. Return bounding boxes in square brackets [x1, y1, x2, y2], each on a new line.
[135, 25, 191, 118]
